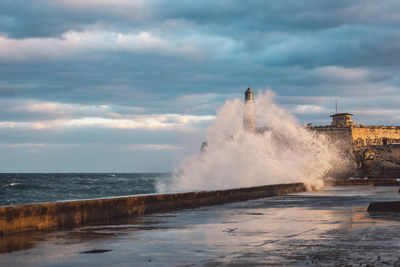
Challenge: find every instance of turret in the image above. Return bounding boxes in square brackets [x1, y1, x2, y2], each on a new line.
[243, 88, 255, 132]
[200, 142, 208, 153]
[245, 87, 253, 101]
[330, 113, 354, 127]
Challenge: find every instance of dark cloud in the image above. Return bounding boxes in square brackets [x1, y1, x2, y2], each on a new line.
[2, 1, 400, 38]
[1, 0, 400, 171]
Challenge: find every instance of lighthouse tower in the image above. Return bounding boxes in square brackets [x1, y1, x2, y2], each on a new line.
[243, 88, 255, 132]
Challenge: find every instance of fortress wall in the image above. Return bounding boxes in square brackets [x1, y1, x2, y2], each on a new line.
[390, 145, 400, 159]
[312, 126, 400, 148]
[309, 126, 354, 148]
[352, 126, 400, 147]
[307, 115, 400, 177]
[0, 183, 307, 235]
[310, 126, 400, 147]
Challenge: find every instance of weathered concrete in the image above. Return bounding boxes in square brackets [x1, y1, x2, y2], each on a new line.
[323, 178, 399, 186]
[373, 181, 400, 186]
[367, 201, 400, 212]
[0, 183, 306, 235]
[2, 186, 400, 265]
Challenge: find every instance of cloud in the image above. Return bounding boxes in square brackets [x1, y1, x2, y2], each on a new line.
[0, 115, 214, 131]
[54, 0, 146, 9]
[127, 144, 182, 151]
[313, 66, 389, 84]
[0, 98, 114, 121]
[68, 113, 215, 130]
[66, 116, 178, 130]
[255, 25, 400, 68]
[1, 0, 400, 171]
[0, 30, 198, 62]
[293, 104, 324, 114]
[3, 143, 46, 148]
[0, 97, 216, 131]
[0, 143, 48, 153]
[4, 1, 400, 67]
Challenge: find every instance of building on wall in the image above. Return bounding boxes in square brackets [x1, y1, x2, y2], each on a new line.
[330, 113, 354, 127]
[307, 112, 400, 178]
[308, 113, 400, 147]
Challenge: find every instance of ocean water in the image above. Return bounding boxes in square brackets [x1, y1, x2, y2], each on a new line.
[0, 173, 171, 206]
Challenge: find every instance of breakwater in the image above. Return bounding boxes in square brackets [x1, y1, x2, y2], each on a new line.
[323, 178, 400, 186]
[0, 183, 306, 235]
[367, 201, 400, 212]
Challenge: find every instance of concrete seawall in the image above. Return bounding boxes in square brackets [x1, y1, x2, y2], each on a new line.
[0, 183, 306, 235]
[367, 201, 400, 212]
[323, 178, 400, 186]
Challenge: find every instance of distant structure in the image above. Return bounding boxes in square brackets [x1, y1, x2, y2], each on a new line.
[203, 88, 400, 178]
[243, 88, 256, 132]
[307, 110, 400, 178]
[200, 142, 208, 153]
[330, 113, 354, 127]
[240, 88, 400, 177]
[308, 113, 400, 148]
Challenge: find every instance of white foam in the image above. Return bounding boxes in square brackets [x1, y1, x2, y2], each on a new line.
[157, 90, 350, 192]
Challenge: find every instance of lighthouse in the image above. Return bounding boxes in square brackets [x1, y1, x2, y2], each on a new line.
[243, 88, 255, 132]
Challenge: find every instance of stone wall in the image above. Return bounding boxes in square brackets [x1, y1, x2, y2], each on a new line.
[0, 183, 307, 235]
[309, 126, 353, 148]
[310, 125, 400, 178]
[310, 125, 400, 148]
[352, 126, 400, 147]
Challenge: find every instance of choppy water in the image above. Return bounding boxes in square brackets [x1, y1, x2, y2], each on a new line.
[0, 173, 171, 206]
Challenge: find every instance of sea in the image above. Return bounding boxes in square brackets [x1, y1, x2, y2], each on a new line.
[0, 173, 171, 206]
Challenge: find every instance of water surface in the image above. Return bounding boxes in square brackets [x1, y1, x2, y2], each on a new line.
[0, 173, 170, 205]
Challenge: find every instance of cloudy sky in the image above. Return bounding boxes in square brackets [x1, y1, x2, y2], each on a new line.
[1, 0, 400, 172]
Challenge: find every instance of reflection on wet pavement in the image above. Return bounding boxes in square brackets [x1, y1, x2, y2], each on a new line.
[1, 186, 400, 266]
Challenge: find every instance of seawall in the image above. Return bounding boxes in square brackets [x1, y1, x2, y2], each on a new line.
[0, 183, 306, 235]
[367, 201, 400, 212]
[323, 178, 400, 186]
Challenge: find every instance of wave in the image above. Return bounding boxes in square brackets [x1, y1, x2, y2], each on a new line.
[157, 90, 349, 192]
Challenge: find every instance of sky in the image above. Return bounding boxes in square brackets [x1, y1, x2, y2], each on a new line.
[1, 0, 400, 172]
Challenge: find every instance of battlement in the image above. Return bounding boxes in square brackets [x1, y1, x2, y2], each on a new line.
[330, 113, 354, 127]
[308, 125, 351, 131]
[307, 112, 400, 148]
[307, 113, 400, 178]
[353, 125, 400, 130]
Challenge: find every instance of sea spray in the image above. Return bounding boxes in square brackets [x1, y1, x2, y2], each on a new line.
[157, 90, 349, 192]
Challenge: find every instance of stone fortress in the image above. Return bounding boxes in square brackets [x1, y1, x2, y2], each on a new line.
[243, 88, 400, 178]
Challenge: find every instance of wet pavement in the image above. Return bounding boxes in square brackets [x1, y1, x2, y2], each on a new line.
[1, 186, 400, 266]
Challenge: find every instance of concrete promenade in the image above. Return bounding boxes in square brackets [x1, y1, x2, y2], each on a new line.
[1, 186, 400, 266]
[0, 183, 306, 234]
